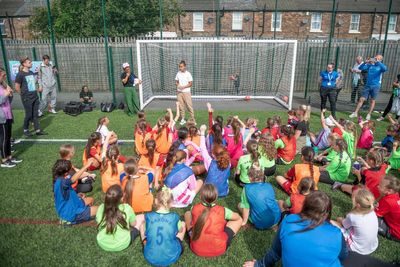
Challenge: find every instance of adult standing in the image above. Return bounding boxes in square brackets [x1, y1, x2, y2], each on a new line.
[349, 54, 387, 121]
[350, 56, 363, 104]
[377, 74, 400, 121]
[14, 57, 47, 137]
[175, 60, 195, 125]
[121, 62, 141, 116]
[0, 68, 22, 168]
[319, 63, 340, 118]
[38, 54, 58, 116]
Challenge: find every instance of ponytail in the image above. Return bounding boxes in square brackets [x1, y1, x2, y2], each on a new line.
[232, 120, 241, 144]
[102, 145, 120, 175]
[246, 140, 260, 163]
[301, 147, 315, 181]
[164, 150, 186, 178]
[212, 145, 230, 170]
[145, 139, 156, 166]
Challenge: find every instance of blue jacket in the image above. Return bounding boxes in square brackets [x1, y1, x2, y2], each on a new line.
[359, 61, 387, 86]
[320, 70, 339, 89]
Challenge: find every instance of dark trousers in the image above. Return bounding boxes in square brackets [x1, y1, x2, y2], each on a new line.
[320, 87, 337, 118]
[382, 94, 398, 119]
[0, 119, 12, 159]
[350, 80, 361, 103]
[22, 96, 40, 131]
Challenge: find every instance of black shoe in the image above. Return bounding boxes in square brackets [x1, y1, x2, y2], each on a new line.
[36, 130, 48, 136]
[24, 131, 33, 137]
[1, 160, 16, 168]
[10, 158, 23, 164]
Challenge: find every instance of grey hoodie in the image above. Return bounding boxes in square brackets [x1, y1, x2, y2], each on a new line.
[38, 62, 57, 88]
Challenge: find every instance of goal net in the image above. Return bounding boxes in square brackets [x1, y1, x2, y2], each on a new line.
[137, 39, 297, 110]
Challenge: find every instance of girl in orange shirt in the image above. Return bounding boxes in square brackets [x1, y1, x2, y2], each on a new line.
[122, 158, 154, 213]
[82, 132, 102, 171]
[100, 135, 124, 193]
[154, 117, 173, 156]
[139, 139, 163, 189]
[134, 119, 153, 156]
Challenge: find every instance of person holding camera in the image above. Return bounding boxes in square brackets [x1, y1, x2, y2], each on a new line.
[349, 54, 387, 121]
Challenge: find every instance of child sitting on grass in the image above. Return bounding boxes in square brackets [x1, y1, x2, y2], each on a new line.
[134, 119, 153, 156]
[309, 109, 335, 150]
[356, 120, 375, 150]
[334, 151, 387, 199]
[100, 134, 124, 193]
[242, 117, 259, 143]
[52, 158, 98, 225]
[330, 116, 357, 160]
[375, 175, 400, 242]
[224, 118, 244, 168]
[142, 188, 185, 266]
[238, 164, 281, 230]
[276, 146, 320, 194]
[121, 158, 154, 213]
[185, 184, 243, 257]
[96, 184, 144, 252]
[331, 188, 378, 255]
[314, 133, 340, 165]
[275, 125, 296, 165]
[287, 109, 299, 128]
[278, 177, 315, 215]
[387, 138, 400, 173]
[258, 133, 277, 178]
[138, 139, 162, 189]
[380, 125, 396, 154]
[82, 132, 102, 171]
[59, 144, 94, 193]
[96, 116, 118, 145]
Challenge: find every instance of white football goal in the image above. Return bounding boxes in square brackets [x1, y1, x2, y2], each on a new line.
[136, 39, 297, 110]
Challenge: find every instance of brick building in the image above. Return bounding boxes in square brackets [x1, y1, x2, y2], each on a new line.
[168, 0, 400, 40]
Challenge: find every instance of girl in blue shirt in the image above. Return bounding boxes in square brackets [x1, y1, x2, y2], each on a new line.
[142, 188, 185, 266]
[52, 158, 98, 224]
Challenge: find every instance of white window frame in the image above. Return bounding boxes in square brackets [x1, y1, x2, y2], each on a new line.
[232, 12, 243, 31]
[0, 19, 6, 36]
[271, 12, 282, 31]
[349, 14, 360, 33]
[193, 12, 204, 32]
[310, 13, 322, 32]
[388, 15, 397, 33]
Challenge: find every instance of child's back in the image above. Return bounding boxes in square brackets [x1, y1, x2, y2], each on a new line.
[122, 173, 153, 213]
[144, 211, 182, 266]
[243, 182, 280, 229]
[101, 161, 124, 193]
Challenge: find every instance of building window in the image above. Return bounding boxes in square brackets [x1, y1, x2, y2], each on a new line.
[271, 12, 282, 31]
[310, 13, 322, 32]
[232, 12, 243, 31]
[193, 12, 204, 31]
[389, 15, 397, 33]
[349, 14, 360, 33]
[0, 19, 6, 36]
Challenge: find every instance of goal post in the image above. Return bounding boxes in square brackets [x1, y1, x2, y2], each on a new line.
[136, 39, 297, 110]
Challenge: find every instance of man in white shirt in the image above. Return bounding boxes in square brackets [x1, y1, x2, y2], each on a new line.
[350, 56, 363, 104]
[175, 60, 195, 125]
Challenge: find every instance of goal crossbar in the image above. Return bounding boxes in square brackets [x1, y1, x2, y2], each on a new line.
[137, 39, 297, 110]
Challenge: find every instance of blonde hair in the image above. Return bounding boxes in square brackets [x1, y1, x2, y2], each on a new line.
[352, 188, 375, 215]
[59, 144, 75, 159]
[298, 105, 311, 121]
[154, 188, 173, 210]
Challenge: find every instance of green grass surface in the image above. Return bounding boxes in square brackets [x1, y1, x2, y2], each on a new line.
[1, 109, 399, 266]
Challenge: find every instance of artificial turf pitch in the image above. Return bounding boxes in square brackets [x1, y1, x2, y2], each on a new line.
[0, 109, 399, 266]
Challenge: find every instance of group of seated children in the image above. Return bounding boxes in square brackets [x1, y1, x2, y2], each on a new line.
[52, 102, 400, 266]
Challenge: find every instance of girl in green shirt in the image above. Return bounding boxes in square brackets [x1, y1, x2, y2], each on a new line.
[319, 139, 351, 185]
[330, 116, 357, 160]
[96, 184, 144, 252]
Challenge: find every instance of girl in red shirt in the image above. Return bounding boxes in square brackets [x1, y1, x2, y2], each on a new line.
[82, 132, 102, 171]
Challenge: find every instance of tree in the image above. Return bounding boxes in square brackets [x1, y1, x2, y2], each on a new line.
[28, 0, 182, 38]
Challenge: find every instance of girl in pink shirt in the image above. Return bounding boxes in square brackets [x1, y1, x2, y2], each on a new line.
[224, 118, 243, 168]
[357, 120, 375, 150]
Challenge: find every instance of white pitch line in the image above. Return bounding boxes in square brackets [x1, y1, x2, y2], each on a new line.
[17, 139, 135, 143]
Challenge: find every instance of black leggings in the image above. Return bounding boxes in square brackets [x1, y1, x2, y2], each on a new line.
[0, 119, 12, 159]
[382, 94, 399, 119]
[341, 251, 394, 267]
[22, 96, 40, 131]
[319, 171, 336, 185]
[320, 87, 337, 118]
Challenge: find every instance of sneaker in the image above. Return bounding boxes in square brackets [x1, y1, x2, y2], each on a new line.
[11, 149, 15, 153]
[349, 112, 358, 118]
[180, 119, 186, 125]
[23, 131, 33, 137]
[332, 181, 343, 190]
[36, 130, 48, 136]
[376, 116, 384, 122]
[1, 160, 16, 168]
[48, 108, 57, 114]
[11, 139, 21, 145]
[38, 110, 43, 117]
[366, 114, 371, 121]
[10, 158, 23, 164]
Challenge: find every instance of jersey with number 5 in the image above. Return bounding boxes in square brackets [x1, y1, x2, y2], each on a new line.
[144, 212, 182, 266]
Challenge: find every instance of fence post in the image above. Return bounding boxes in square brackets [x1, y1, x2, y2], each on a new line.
[101, 0, 116, 104]
[0, 27, 11, 85]
[334, 46, 340, 70]
[108, 46, 116, 103]
[327, 0, 337, 64]
[31, 47, 38, 61]
[382, 0, 393, 56]
[159, 0, 163, 39]
[304, 47, 312, 99]
[46, 0, 61, 91]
